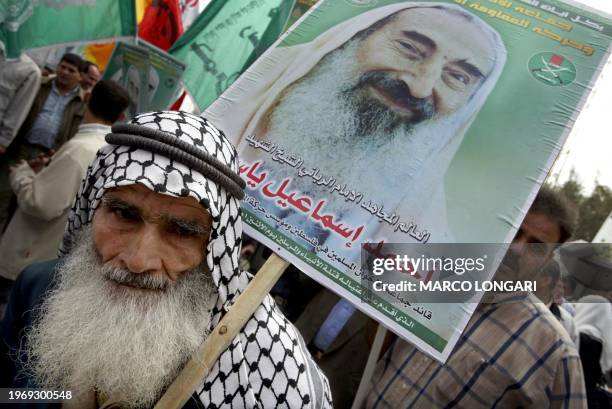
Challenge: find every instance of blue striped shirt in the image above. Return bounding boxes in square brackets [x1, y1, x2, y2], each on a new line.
[26, 81, 79, 149]
[367, 294, 587, 408]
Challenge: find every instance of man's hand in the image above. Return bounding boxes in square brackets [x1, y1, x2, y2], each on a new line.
[27, 151, 53, 173]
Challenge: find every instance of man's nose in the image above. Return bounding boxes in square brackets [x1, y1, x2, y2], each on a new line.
[119, 225, 164, 274]
[400, 62, 442, 100]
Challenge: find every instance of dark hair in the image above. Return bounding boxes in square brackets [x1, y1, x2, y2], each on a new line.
[59, 53, 83, 71]
[88, 80, 131, 123]
[80, 60, 99, 74]
[529, 186, 576, 243]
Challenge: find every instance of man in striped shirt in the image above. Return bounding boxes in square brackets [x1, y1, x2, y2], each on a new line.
[366, 187, 586, 409]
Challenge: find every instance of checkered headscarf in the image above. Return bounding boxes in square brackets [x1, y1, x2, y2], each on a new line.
[59, 111, 332, 408]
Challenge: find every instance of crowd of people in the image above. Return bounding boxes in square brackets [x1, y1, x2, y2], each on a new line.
[0, 46, 610, 409]
[0, 52, 111, 299]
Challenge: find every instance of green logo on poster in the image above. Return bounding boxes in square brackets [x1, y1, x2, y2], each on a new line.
[528, 52, 576, 86]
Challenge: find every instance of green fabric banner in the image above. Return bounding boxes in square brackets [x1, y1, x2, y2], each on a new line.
[170, 0, 295, 111]
[0, 0, 136, 59]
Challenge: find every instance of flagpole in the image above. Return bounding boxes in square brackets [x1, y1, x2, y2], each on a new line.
[153, 253, 289, 409]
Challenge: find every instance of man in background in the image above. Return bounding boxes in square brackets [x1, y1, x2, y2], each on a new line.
[0, 80, 130, 282]
[367, 187, 587, 409]
[11, 52, 85, 156]
[79, 60, 101, 92]
[0, 53, 41, 156]
[534, 259, 579, 346]
[0, 51, 42, 314]
[1, 53, 86, 228]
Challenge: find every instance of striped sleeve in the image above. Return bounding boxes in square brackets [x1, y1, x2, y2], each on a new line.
[549, 355, 587, 409]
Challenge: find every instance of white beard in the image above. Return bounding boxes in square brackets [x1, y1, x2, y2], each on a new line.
[262, 39, 468, 215]
[24, 228, 215, 408]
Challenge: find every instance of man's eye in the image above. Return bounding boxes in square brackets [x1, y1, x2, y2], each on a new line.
[110, 206, 140, 222]
[453, 72, 469, 83]
[171, 225, 197, 237]
[396, 40, 422, 60]
[443, 70, 472, 90]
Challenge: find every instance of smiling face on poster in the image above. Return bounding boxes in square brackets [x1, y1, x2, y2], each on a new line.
[205, 0, 612, 361]
[215, 3, 506, 244]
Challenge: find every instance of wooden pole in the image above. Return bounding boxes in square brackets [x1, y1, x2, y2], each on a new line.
[154, 253, 290, 409]
[350, 324, 387, 409]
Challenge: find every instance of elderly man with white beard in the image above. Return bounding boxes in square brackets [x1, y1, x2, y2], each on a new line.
[0, 111, 332, 408]
[205, 3, 507, 244]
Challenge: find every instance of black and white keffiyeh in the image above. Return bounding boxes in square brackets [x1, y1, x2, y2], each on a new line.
[59, 111, 332, 408]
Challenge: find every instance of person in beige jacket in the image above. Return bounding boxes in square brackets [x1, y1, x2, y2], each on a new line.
[0, 80, 130, 280]
[0, 53, 41, 154]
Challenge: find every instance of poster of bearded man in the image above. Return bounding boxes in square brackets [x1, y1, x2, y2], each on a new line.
[205, 0, 612, 361]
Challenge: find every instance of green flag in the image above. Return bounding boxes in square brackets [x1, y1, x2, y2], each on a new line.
[170, 0, 295, 111]
[0, 0, 136, 59]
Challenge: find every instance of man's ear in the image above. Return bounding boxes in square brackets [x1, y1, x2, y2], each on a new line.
[118, 112, 125, 122]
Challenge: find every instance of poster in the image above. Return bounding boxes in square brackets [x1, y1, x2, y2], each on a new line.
[103, 42, 149, 119]
[139, 40, 186, 112]
[205, 0, 612, 361]
[103, 41, 185, 118]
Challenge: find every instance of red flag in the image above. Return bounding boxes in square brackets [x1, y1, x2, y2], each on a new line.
[138, 0, 184, 51]
[170, 90, 187, 111]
